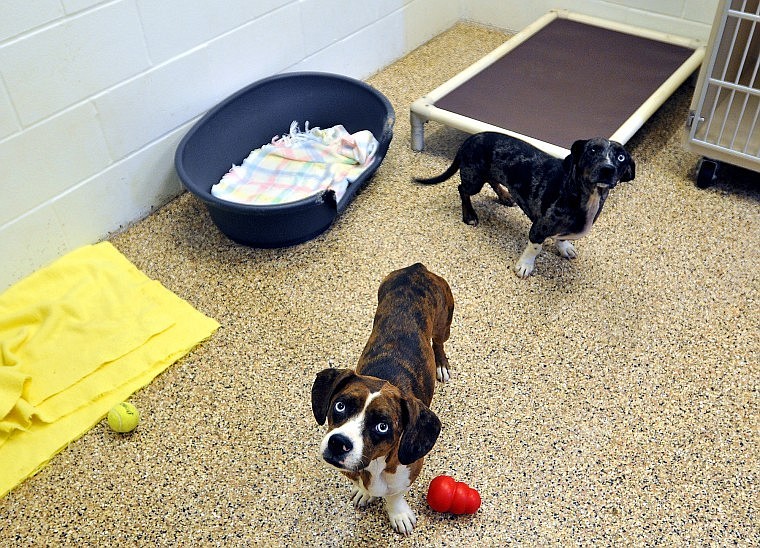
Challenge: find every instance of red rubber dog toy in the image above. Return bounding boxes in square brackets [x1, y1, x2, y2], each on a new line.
[427, 475, 481, 514]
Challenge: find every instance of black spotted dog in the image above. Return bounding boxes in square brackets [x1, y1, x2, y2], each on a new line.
[311, 263, 454, 535]
[415, 133, 635, 277]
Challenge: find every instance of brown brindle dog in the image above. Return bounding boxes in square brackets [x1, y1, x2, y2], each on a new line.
[311, 263, 454, 534]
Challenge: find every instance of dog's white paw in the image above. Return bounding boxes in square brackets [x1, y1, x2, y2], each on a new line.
[385, 495, 416, 535]
[556, 240, 577, 259]
[350, 485, 376, 508]
[436, 365, 450, 383]
[515, 242, 541, 278]
[514, 260, 535, 278]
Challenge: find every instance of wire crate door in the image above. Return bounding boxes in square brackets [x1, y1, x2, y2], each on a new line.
[688, 0, 760, 167]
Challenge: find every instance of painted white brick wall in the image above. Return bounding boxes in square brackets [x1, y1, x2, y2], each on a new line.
[463, 0, 719, 38]
[0, 0, 717, 290]
[0, 0, 459, 290]
[1, 2, 151, 126]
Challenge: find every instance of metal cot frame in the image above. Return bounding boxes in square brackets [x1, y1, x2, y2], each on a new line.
[686, 0, 760, 185]
[411, 10, 705, 158]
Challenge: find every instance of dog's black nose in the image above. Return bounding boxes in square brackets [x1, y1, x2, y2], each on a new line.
[327, 433, 353, 456]
[598, 165, 616, 180]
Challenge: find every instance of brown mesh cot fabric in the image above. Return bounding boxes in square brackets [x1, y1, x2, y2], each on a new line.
[433, 18, 696, 150]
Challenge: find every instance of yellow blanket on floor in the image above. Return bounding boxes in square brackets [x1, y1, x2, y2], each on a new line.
[0, 242, 220, 498]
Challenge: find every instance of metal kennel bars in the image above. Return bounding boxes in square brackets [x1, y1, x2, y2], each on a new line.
[686, 0, 760, 185]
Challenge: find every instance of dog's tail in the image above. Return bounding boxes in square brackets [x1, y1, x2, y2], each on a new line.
[413, 152, 461, 185]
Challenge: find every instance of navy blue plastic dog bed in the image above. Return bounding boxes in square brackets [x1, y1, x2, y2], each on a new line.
[175, 72, 395, 247]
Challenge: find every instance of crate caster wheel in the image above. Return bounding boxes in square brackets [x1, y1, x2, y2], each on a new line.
[696, 158, 718, 188]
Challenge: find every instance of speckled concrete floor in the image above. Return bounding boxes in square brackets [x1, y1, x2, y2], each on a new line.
[1, 23, 758, 546]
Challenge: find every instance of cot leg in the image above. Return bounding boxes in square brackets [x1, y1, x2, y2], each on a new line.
[410, 112, 426, 151]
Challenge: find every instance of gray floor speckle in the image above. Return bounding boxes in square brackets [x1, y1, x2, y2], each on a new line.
[1, 23, 757, 546]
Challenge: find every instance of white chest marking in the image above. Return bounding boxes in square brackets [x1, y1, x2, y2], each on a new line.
[557, 190, 601, 241]
[361, 456, 412, 498]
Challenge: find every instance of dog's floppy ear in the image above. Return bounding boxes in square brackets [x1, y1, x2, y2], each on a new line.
[311, 368, 355, 425]
[621, 155, 636, 182]
[563, 139, 588, 173]
[571, 139, 589, 158]
[398, 396, 442, 465]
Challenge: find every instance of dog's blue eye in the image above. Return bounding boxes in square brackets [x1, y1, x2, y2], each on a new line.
[375, 422, 389, 434]
[334, 401, 346, 413]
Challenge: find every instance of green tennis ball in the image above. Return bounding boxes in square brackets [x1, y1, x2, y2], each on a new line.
[107, 402, 140, 433]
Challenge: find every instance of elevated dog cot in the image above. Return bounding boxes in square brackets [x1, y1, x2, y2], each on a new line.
[411, 10, 705, 158]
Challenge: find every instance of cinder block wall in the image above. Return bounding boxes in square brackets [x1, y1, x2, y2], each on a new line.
[0, 0, 717, 290]
[463, 0, 718, 37]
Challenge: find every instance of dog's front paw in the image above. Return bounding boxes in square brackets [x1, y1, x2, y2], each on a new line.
[556, 240, 577, 259]
[385, 495, 416, 535]
[350, 485, 376, 508]
[514, 260, 535, 278]
[436, 365, 451, 383]
[515, 242, 541, 278]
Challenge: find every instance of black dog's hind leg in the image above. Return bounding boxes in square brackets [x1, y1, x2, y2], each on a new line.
[458, 184, 480, 225]
[457, 167, 489, 226]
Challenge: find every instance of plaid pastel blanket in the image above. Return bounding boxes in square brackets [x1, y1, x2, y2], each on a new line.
[211, 121, 378, 205]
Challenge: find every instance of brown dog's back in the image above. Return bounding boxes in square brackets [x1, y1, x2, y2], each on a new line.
[356, 263, 453, 407]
